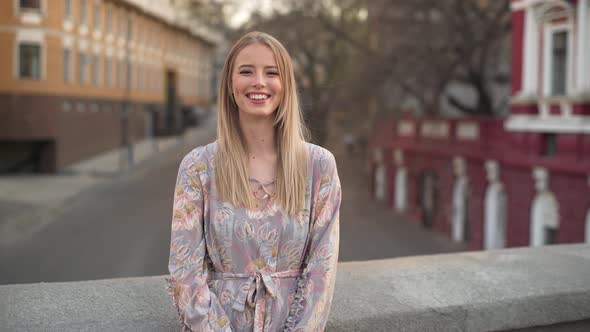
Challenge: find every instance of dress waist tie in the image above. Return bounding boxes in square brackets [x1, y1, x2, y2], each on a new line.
[210, 269, 303, 332]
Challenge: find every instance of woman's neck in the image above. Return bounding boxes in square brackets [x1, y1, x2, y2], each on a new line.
[239, 115, 277, 159]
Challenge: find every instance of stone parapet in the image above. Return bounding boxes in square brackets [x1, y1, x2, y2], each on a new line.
[1, 244, 589, 331]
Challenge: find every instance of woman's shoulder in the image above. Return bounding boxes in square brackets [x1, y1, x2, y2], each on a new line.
[304, 142, 337, 169]
[180, 141, 217, 170]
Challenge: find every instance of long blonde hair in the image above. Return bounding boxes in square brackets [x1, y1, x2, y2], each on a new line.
[215, 31, 309, 216]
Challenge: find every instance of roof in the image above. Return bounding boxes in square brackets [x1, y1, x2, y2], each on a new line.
[117, 0, 222, 45]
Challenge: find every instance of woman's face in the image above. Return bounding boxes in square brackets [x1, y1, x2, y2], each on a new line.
[231, 43, 282, 120]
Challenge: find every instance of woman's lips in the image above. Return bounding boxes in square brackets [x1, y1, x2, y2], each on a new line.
[246, 93, 271, 105]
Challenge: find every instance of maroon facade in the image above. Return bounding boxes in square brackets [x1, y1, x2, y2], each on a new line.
[369, 116, 590, 249]
[511, 9, 525, 95]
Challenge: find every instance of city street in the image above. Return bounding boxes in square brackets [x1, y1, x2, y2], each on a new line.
[0, 128, 466, 285]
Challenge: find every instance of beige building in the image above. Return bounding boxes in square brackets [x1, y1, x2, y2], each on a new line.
[0, 0, 217, 172]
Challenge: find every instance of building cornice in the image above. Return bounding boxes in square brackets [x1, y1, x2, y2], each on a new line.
[511, 0, 574, 11]
[511, 94, 590, 105]
[505, 114, 590, 133]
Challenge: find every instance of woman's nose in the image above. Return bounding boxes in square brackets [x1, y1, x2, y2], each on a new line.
[252, 72, 266, 87]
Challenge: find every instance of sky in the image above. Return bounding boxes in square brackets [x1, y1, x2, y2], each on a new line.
[226, 0, 276, 28]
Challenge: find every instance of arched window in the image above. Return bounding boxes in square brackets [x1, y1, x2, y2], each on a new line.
[484, 161, 506, 250]
[484, 184, 507, 250]
[452, 175, 469, 242]
[374, 165, 386, 201]
[418, 171, 438, 229]
[530, 192, 560, 246]
[373, 149, 386, 201]
[451, 157, 469, 242]
[394, 167, 407, 212]
[536, 1, 575, 101]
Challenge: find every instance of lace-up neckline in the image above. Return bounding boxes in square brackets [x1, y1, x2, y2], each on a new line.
[249, 178, 275, 200]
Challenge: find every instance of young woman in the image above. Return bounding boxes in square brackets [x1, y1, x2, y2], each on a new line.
[167, 31, 341, 332]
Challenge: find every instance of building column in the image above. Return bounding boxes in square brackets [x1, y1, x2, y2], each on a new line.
[523, 5, 539, 98]
[577, 0, 590, 95]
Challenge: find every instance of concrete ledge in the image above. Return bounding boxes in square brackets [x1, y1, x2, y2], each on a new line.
[329, 244, 590, 332]
[1, 244, 589, 331]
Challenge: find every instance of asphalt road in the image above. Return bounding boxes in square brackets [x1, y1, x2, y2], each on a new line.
[0, 132, 467, 285]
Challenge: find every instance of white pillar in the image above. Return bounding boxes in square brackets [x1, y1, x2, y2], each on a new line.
[484, 161, 506, 250]
[577, 0, 590, 94]
[585, 208, 590, 243]
[373, 149, 386, 201]
[393, 150, 406, 211]
[395, 167, 407, 211]
[587, 175, 590, 243]
[375, 165, 386, 201]
[523, 5, 539, 97]
[530, 167, 559, 246]
[452, 157, 468, 242]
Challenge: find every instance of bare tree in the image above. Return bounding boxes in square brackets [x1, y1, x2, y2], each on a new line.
[207, 0, 512, 144]
[237, 0, 368, 144]
[323, 0, 511, 116]
[441, 0, 512, 116]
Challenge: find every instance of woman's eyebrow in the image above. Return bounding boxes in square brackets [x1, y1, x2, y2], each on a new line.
[237, 64, 278, 69]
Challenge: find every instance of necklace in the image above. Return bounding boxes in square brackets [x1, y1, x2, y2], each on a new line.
[249, 178, 275, 200]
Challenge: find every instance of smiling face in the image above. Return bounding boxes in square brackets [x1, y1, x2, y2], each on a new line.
[231, 43, 282, 120]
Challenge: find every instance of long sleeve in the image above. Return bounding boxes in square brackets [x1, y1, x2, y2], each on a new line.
[166, 152, 233, 332]
[284, 151, 341, 331]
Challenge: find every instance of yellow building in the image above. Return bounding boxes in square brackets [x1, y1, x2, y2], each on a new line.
[0, 0, 216, 172]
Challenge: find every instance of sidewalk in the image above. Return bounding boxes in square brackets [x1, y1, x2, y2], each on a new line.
[0, 115, 217, 248]
[325, 137, 469, 261]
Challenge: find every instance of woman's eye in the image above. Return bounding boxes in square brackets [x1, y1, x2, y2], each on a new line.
[239, 70, 252, 75]
[267, 72, 279, 76]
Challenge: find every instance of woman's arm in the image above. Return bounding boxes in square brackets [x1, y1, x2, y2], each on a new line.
[167, 150, 232, 332]
[284, 150, 341, 331]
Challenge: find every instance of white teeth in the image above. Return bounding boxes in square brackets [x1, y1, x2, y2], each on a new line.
[248, 94, 269, 100]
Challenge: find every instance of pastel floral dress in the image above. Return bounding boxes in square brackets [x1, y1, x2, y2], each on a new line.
[166, 141, 341, 332]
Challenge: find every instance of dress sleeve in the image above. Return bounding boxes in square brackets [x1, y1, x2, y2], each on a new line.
[166, 152, 233, 332]
[284, 151, 341, 331]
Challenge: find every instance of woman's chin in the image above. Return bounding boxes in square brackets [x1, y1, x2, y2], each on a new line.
[239, 108, 276, 120]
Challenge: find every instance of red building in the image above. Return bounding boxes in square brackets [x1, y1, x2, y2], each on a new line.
[370, 0, 590, 249]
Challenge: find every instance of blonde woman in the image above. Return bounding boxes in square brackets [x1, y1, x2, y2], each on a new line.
[166, 31, 341, 331]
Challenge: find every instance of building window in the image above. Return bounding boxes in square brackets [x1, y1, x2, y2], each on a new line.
[145, 26, 150, 47]
[63, 48, 72, 82]
[106, 5, 113, 34]
[127, 15, 133, 41]
[80, 0, 87, 26]
[92, 54, 100, 86]
[542, 133, 557, 157]
[551, 31, 568, 96]
[19, 43, 41, 80]
[76, 101, 85, 112]
[117, 60, 125, 88]
[20, 0, 41, 10]
[136, 18, 141, 45]
[137, 64, 142, 90]
[78, 52, 88, 83]
[128, 62, 133, 89]
[64, 0, 72, 19]
[93, 1, 101, 32]
[62, 100, 72, 112]
[105, 57, 112, 87]
[118, 12, 125, 38]
[544, 228, 558, 244]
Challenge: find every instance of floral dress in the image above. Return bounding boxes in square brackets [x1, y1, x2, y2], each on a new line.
[166, 141, 341, 332]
